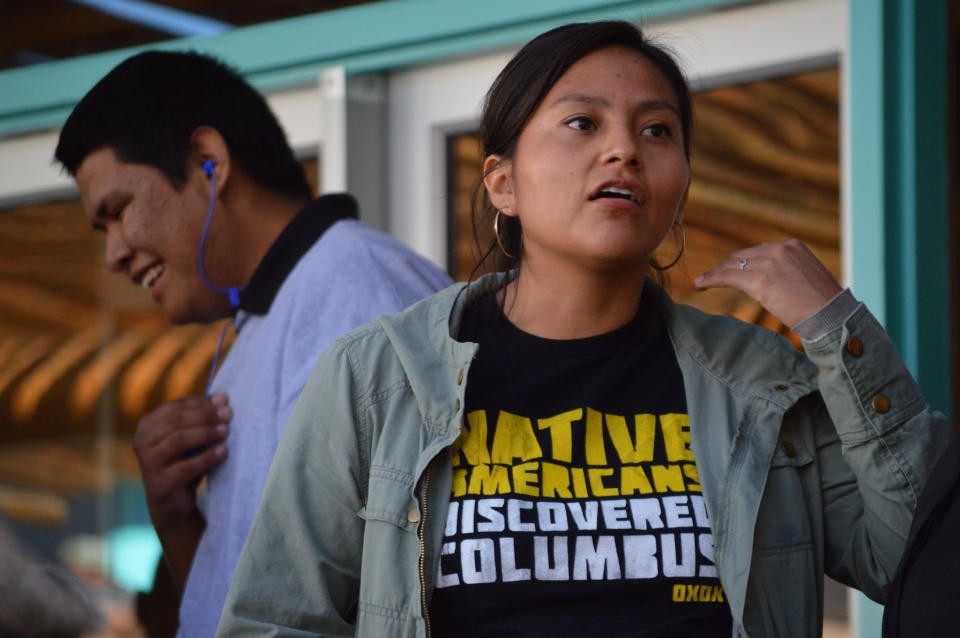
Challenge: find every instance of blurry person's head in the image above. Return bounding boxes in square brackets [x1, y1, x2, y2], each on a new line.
[55, 51, 312, 323]
[475, 21, 692, 277]
[56, 50, 310, 201]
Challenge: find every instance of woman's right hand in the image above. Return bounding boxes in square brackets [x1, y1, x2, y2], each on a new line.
[692, 238, 842, 329]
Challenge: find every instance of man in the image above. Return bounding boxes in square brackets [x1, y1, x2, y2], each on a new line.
[55, 51, 451, 636]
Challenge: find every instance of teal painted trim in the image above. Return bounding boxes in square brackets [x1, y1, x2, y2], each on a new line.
[903, 0, 950, 415]
[849, 0, 951, 415]
[855, 596, 884, 638]
[849, 3, 952, 635]
[849, 0, 887, 323]
[0, 0, 745, 136]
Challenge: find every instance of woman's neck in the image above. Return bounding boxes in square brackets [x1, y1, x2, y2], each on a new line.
[501, 259, 649, 340]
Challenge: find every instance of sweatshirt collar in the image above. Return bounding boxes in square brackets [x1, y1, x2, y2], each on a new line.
[239, 193, 358, 315]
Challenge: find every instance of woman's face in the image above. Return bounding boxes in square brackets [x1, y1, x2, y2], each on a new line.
[485, 46, 690, 274]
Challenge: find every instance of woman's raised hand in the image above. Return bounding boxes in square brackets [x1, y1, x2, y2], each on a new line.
[693, 239, 843, 329]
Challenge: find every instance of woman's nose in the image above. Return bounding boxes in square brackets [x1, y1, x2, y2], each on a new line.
[601, 126, 642, 166]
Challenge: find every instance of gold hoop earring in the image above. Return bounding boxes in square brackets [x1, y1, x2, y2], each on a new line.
[650, 224, 685, 271]
[493, 210, 515, 259]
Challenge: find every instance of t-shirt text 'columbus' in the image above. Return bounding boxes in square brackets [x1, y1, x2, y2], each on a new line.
[430, 287, 732, 637]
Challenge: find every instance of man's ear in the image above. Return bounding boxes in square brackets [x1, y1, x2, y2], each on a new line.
[189, 126, 231, 196]
[482, 154, 517, 217]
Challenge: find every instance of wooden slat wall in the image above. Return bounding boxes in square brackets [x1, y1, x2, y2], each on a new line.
[665, 68, 840, 346]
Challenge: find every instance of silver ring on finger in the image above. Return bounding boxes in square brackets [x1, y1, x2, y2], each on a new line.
[739, 258, 749, 271]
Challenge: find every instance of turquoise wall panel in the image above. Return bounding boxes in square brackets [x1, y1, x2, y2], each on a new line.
[849, 0, 951, 634]
[849, 0, 951, 412]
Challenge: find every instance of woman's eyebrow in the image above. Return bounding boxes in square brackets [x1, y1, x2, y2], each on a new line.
[551, 93, 680, 118]
[636, 99, 681, 118]
[552, 93, 610, 108]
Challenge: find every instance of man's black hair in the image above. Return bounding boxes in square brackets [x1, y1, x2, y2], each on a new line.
[55, 50, 312, 202]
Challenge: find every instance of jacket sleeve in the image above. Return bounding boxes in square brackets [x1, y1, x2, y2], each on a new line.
[216, 340, 366, 636]
[803, 303, 952, 601]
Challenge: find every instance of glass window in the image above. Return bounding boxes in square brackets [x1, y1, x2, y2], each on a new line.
[446, 134, 487, 283]
[664, 68, 840, 348]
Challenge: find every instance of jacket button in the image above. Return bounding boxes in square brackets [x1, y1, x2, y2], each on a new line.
[457, 368, 464, 385]
[782, 441, 797, 458]
[407, 507, 421, 523]
[871, 394, 891, 414]
[846, 337, 864, 358]
[775, 383, 789, 392]
[455, 399, 461, 413]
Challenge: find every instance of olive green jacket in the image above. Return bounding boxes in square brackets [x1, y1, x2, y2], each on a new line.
[217, 276, 950, 638]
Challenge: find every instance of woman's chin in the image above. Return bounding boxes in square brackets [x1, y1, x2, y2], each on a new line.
[575, 250, 653, 276]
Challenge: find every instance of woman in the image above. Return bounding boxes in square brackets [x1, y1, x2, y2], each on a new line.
[216, 21, 950, 637]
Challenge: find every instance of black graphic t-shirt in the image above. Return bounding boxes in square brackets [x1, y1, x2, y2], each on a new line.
[430, 285, 733, 637]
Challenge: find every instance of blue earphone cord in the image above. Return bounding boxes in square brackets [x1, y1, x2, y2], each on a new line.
[198, 163, 244, 393]
[206, 322, 231, 395]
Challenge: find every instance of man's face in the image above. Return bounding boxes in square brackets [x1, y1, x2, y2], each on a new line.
[75, 147, 232, 324]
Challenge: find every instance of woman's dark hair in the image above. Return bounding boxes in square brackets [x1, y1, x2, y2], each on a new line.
[55, 51, 312, 203]
[472, 20, 693, 276]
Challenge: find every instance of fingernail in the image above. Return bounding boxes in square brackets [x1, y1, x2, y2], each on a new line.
[216, 424, 228, 435]
[210, 393, 227, 405]
[217, 407, 231, 420]
[214, 445, 226, 456]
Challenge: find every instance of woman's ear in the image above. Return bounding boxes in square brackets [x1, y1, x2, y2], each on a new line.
[189, 126, 231, 196]
[482, 154, 517, 216]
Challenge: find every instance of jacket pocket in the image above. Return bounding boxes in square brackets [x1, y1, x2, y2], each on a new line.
[745, 545, 818, 636]
[754, 439, 815, 552]
[770, 439, 813, 468]
[357, 464, 420, 533]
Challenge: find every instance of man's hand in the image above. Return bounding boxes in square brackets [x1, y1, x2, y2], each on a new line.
[133, 394, 231, 589]
[693, 239, 842, 329]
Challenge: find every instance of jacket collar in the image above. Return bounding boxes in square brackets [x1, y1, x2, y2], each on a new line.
[655, 283, 819, 407]
[399, 271, 818, 403]
[372, 272, 509, 450]
[381, 270, 513, 364]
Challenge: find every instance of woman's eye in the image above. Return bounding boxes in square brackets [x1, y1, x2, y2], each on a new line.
[641, 123, 671, 138]
[564, 116, 596, 132]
